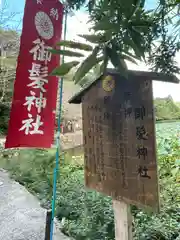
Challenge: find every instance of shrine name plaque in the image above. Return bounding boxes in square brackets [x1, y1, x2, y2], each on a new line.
[82, 73, 159, 211]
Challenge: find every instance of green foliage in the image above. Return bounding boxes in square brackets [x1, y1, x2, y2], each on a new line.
[0, 66, 15, 134]
[0, 28, 19, 56]
[154, 95, 180, 121]
[0, 122, 180, 239]
[78, 64, 102, 88]
[73, 47, 102, 83]
[56, 40, 93, 51]
[79, 34, 112, 44]
[52, 0, 180, 84]
[106, 46, 128, 78]
[148, 37, 180, 74]
[176, 102, 180, 108]
[49, 49, 85, 58]
[0, 103, 10, 135]
[57, 169, 115, 240]
[0, 28, 18, 130]
[51, 61, 80, 76]
[64, 0, 88, 11]
[133, 133, 180, 240]
[60, 135, 180, 240]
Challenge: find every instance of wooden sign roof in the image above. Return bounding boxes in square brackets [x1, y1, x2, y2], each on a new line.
[69, 69, 179, 104]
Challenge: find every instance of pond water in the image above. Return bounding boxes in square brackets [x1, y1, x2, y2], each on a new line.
[156, 121, 180, 139]
[156, 121, 180, 155]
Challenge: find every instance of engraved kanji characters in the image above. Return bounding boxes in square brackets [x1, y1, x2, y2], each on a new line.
[132, 90, 150, 181]
[138, 166, 151, 179]
[124, 106, 133, 118]
[134, 106, 146, 120]
[124, 91, 131, 103]
[104, 112, 110, 120]
[136, 126, 148, 140]
[137, 145, 148, 160]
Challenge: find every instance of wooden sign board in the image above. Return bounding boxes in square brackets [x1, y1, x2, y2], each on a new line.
[82, 73, 159, 211]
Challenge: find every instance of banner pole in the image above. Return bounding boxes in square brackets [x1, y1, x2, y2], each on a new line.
[50, 8, 68, 240]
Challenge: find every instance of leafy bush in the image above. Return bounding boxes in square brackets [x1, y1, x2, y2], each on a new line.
[154, 96, 180, 121]
[133, 150, 180, 240]
[0, 103, 10, 135]
[56, 168, 115, 240]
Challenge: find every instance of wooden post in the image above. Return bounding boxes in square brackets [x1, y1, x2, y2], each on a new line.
[44, 210, 52, 240]
[113, 200, 133, 240]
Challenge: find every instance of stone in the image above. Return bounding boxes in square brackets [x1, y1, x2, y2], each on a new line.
[0, 170, 70, 240]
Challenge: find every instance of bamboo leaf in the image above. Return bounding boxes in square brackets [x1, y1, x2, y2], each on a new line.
[165, 17, 173, 25]
[122, 49, 140, 60]
[87, 0, 96, 12]
[128, 0, 141, 18]
[125, 30, 145, 60]
[127, 39, 143, 59]
[131, 31, 145, 60]
[132, 20, 153, 27]
[175, 19, 180, 28]
[93, 20, 116, 31]
[100, 47, 109, 74]
[48, 49, 84, 57]
[78, 34, 107, 44]
[73, 47, 101, 83]
[121, 54, 138, 64]
[120, 59, 128, 71]
[106, 46, 128, 78]
[140, 0, 145, 8]
[50, 61, 79, 77]
[132, 26, 149, 34]
[56, 40, 93, 51]
[160, 0, 165, 5]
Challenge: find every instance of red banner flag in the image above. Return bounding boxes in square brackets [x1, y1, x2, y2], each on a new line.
[5, 0, 63, 148]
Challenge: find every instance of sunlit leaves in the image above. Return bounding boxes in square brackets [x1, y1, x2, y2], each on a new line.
[106, 46, 128, 78]
[56, 40, 93, 51]
[73, 47, 102, 83]
[51, 0, 180, 85]
[50, 61, 80, 77]
[49, 49, 84, 58]
[78, 33, 111, 44]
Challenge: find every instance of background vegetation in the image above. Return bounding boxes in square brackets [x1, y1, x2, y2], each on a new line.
[154, 96, 180, 121]
[0, 25, 18, 136]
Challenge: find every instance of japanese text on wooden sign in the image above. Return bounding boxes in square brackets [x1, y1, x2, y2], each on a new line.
[5, 0, 63, 148]
[82, 74, 159, 211]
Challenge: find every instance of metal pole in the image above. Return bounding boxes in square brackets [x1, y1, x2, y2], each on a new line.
[50, 8, 68, 240]
[45, 210, 52, 240]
